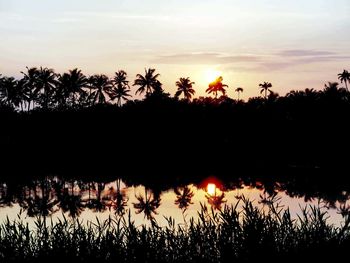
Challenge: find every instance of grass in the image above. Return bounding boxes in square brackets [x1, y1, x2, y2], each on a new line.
[0, 198, 349, 263]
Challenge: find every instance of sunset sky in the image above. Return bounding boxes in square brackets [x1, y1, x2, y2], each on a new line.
[1, 0, 349, 99]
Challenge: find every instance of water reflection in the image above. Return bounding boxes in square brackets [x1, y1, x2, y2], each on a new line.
[133, 188, 161, 220]
[174, 186, 194, 210]
[0, 176, 350, 226]
[205, 183, 227, 210]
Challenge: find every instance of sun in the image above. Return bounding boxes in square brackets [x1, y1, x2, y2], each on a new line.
[207, 183, 216, 196]
[204, 69, 222, 83]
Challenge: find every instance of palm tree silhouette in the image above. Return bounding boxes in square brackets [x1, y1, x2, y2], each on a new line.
[205, 186, 226, 210]
[235, 87, 244, 101]
[57, 68, 88, 107]
[133, 188, 161, 220]
[0, 77, 24, 109]
[259, 82, 273, 99]
[36, 67, 57, 109]
[133, 68, 161, 96]
[175, 77, 195, 101]
[206, 192, 226, 210]
[206, 76, 228, 99]
[58, 188, 85, 218]
[21, 67, 40, 111]
[174, 186, 194, 210]
[105, 182, 128, 216]
[23, 180, 58, 217]
[88, 75, 113, 105]
[110, 70, 132, 107]
[86, 182, 107, 213]
[338, 70, 350, 92]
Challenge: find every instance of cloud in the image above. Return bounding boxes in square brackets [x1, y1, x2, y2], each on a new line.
[152, 52, 261, 65]
[279, 49, 336, 57]
[64, 11, 171, 22]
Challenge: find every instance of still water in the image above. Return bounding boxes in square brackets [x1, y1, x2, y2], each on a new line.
[0, 176, 349, 227]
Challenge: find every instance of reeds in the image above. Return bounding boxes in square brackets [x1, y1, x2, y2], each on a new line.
[1, 199, 349, 262]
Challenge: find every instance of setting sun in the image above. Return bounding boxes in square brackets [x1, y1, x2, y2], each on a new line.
[204, 69, 222, 84]
[207, 183, 216, 196]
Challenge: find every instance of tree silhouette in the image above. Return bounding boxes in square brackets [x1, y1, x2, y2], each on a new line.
[235, 87, 244, 101]
[174, 186, 194, 210]
[57, 68, 88, 107]
[206, 76, 228, 99]
[22, 180, 58, 217]
[259, 82, 273, 99]
[36, 67, 57, 109]
[21, 67, 40, 111]
[133, 188, 161, 220]
[110, 70, 132, 107]
[175, 77, 195, 101]
[338, 70, 350, 92]
[104, 181, 128, 216]
[0, 77, 24, 109]
[88, 74, 113, 105]
[205, 192, 226, 210]
[58, 188, 85, 218]
[133, 68, 161, 96]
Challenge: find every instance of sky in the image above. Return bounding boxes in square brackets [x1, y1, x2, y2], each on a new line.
[0, 0, 349, 99]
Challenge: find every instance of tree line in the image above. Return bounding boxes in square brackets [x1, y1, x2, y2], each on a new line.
[1, 67, 349, 111]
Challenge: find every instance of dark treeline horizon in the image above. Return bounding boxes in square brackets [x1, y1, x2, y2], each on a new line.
[1, 67, 350, 181]
[0, 67, 349, 111]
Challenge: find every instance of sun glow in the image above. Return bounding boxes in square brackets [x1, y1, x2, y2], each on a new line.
[204, 69, 222, 83]
[207, 183, 216, 196]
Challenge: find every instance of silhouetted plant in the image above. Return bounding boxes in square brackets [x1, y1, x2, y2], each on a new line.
[20, 67, 40, 111]
[338, 69, 350, 92]
[57, 68, 88, 107]
[36, 67, 58, 109]
[259, 81, 273, 99]
[174, 186, 194, 210]
[2, 199, 349, 262]
[110, 70, 132, 107]
[133, 68, 161, 96]
[175, 77, 195, 101]
[206, 76, 228, 99]
[133, 188, 161, 221]
[88, 74, 113, 105]
[235, 87, 243, 101]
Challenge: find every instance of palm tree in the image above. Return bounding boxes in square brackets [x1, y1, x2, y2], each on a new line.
[133, 68, 161, 96]
[36, 67, 58, 109]
[57, 187, 85, 218]
[21, 67, 40, 111]
[104, 183, 128, 216]
[338, 70, 350, 92]
[206, 76, 228, 99]
[0, 77, 24, 109]
[175, 77, 195, 101]
[57, 68, 88, 107]
[323, 82, 347, 101]
[205, 192, 226, 210]
[86, 182, 107, 213]
[259, 82, 273, 99]
[133, 188, 161, 220]
[110, 70, 132, 107]
[88, 74, 113, 105]
[23, 180, 58, 217]
[235, 87, 244, 101]
[174, 186, 194, 210]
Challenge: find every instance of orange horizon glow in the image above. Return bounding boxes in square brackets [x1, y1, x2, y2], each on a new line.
[204, 69, 222, 84]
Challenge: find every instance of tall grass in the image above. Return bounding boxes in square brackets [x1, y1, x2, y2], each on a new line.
[0, 198, 349, 263]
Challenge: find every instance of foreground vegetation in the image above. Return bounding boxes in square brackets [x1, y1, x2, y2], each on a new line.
[0, 198, 349, 262]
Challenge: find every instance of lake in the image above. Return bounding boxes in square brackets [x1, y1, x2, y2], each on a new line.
[1, 175, 349, 227]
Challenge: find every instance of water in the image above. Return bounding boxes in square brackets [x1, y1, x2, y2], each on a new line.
[0, 176, 349, 227]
